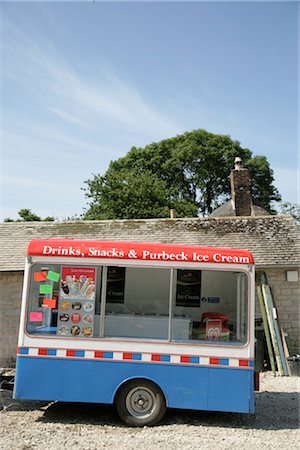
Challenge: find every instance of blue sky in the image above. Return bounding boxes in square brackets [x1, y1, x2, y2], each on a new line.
[1, 0, 299, 220]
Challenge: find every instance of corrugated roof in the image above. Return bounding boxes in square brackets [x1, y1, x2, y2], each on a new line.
[0, 216, 299, 271]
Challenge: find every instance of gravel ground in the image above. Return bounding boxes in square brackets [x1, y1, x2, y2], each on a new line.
[0, 371, 299, 450]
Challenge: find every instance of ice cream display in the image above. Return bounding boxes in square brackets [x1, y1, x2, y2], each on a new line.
[60, 270, 96, 300]
[57, 267, 96, 338]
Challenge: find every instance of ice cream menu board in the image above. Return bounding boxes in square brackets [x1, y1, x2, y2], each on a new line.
[176, 269, 202, 307]
[57, 267, 96, 338]
[106, 267, 126, 303]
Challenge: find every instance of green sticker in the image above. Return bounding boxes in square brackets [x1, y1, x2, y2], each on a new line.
[47, 271, 60, 282]
[39, 284, 53, 294]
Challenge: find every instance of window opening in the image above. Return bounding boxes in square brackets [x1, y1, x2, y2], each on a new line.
[172, 270, 248, 344]
[27, 263, 102, 338]
[103, 266, 171, 340]
[26, 263, 248, 345]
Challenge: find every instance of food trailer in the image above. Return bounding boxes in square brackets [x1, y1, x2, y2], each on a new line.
[14, 239, 255, 426]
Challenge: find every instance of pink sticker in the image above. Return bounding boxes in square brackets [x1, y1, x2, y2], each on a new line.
[30, 312, 43, 322]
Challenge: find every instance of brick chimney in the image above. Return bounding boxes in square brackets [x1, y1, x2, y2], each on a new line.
[230, 157, 252, 216]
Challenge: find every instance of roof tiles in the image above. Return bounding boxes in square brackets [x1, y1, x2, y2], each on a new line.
[0, 216, 299, 271]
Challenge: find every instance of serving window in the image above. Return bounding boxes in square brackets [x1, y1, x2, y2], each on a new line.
[103, 267, 173, 340]
[26, 263, 102, 338]
[174, 270, 248, 343]
[26, 263, 248, 345]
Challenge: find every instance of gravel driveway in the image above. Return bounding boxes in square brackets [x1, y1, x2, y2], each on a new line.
[0, 372, 299, 450]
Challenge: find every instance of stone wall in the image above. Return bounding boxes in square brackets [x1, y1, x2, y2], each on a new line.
[257, 268, 300, 355]
[0, 271, 23, 366]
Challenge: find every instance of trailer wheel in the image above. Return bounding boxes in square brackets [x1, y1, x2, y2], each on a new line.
[116, 379, 166, 426]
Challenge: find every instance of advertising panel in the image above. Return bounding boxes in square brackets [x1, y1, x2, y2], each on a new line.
[176, 269, 202, 307]
[57, 267, 96, 338]
[106, 267, 126, 303]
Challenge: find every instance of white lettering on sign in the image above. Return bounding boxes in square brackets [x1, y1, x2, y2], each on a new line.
[41, 245, 250, 264]
[88, 247, 125, 258]
[142, 250, 188, 261]
[212, 253, 250, 264]
[43, 245, 81, 256]
[192, 253, 210, 262]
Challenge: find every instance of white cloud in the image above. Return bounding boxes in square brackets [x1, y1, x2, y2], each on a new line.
[4, 124, 107, 156]
[2, 12, 184, 225]
[47, 107, 87, 128]
[3, 13, 180, 141]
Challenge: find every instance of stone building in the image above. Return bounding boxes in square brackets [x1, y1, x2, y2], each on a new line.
[0, 214, 299, 366]
[1, 158, 299, 366]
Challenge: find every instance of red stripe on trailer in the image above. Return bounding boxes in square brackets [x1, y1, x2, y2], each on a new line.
[16, 347, 254, 371]
[38, 348, 48, 356]
[239, 360, 249, 367]
[210, 358, 220, 365]
[180, 356, 190, 363]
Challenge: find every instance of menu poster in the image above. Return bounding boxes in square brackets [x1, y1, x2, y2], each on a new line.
[60, 267, 96, 300]
[57, 267, 96, 338]
[176, 269, 202, 307]
[106, 267, 126, 303]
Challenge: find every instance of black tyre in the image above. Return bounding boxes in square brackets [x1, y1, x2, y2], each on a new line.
[116, 379, 166, 426]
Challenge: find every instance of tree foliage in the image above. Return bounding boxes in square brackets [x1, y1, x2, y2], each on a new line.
[83, 129, 281, 219]
[4, 209, 55, 222]
[279, 202, 300, 222]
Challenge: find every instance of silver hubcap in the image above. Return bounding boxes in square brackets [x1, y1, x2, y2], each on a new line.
[126, 387, 156, 419]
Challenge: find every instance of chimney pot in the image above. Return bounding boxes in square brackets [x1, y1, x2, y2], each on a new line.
[234, 156, 243, 170]
[170, 209, 176, 219]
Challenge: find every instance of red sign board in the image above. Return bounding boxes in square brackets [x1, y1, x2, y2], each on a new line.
[27, 239, 254, 265]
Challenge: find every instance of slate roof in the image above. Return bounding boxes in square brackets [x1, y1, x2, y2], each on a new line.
[210, 200, 271, 217]
[0, 215, 299, 271]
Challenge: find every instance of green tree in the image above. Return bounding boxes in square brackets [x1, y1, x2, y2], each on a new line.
[83, 129, 281, 219]
[279, 202, 300, 222]
[4, 209, 55, 222]
[18, 209, 42, 221]
[246, 156, 280, 214]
